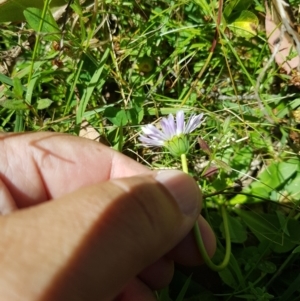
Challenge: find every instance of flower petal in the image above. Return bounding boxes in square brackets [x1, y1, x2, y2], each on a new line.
[184, 113, 204, 133]
[176, 110, 184, 135]
[141, 124, 164, 139]
[160, 114, 176, 139]
[139, 111, 204, 150]
[139, 135, 164, 146]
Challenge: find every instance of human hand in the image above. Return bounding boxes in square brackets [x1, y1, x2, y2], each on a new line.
[0, 132, 215, 301]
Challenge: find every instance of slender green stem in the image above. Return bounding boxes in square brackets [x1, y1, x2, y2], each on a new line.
[64, 59, 84, 115]
[181, 153, 188, 173]
[180, 153, 231, 271]
[193, 205, 231, 271]
[28, 0, 51, 83]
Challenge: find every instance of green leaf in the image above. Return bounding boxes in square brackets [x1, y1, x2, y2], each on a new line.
[258, 160, 298, 190]
[220, 214, 247, 243]
[257, 260, 276, 274]
[235, 209, 300, 253]
[104, 107, 129, 126]
[238, 159, 300, 203]
[23, 7, 60, 41]
[284, 172, 300, 200]
[175, 274, 192, 301]
[25, 76, 39, 105]
[292, 246, 300, 254]
[0, 99, 28, 110]
[12, 77, 24, 99]
[275, 210, 290, 236]
[218, 267, 238, 289]
[76, 47, 109, 125]
[0, 72, 14, 87]
[0, 0, 67, 23]
[36, 98, 53, 110]
[127, 106, 144, 125]
[248, 182, 272, 198]
[231, 146, 253, 177]
[224, 0, 253, 20]
[224, 0, 240, 19]
[229, 193, 249, 205]
[14, 110, 24, 132]
[229, 10, 258, 38]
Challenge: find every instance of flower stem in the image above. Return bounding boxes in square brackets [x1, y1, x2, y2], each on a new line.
[180, 153, 231, 271]
[193, 205, 231, 271]
[181, 153, 189, 173]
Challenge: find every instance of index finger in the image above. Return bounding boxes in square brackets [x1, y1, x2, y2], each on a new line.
[0, 132, 149, 208]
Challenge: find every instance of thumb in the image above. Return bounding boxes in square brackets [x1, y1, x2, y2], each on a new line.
[0, 170, 201, 301]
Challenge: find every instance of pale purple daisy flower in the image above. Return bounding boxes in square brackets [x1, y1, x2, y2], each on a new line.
[139, 110, 204, 156]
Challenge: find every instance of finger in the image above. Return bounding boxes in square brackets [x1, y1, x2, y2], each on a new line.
[138, 257, 174, 289]
[138, 216, 216, 288]
[0, 170, 202, 301]
[0, 178, 17, 215]
[114, 278, 157, 301]
[0, 132, 149, 208]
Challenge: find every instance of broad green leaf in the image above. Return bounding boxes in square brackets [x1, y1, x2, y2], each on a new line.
[104, 107, 128, 126]
[23, 7, 60, 41]
[231, 146, 253, 177]
[249, 131, 270, 150]
[229, 193, 249, 205]
[37, 98, 53, 110]
[236, 209, 280, 244]
[0, 73, 14, 87]
[275, 210, 290, 236]
[231, 159, 300, 204]
[127, 106, 144, 125]
[223, 0, 253, 20]
[218, 267, 238, 289]
[0, 99, 28, 110]
[0, 0, 67, 23]
[258, 160, 298, 190]
[12, 77, 24, 99]
[229, 10, 258, 38]
[249, 182, 272, 198]
[25, 76, 39, 105]
[273, 218, 300, 253]
[220, 214, 247, 243]
[284, 172, 300, 199]
[236, 209, 300, 253]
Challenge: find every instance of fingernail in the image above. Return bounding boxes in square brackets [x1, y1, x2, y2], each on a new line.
[155, 170, 201, 216]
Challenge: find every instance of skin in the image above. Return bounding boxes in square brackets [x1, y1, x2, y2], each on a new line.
[0, 132, 216, 301]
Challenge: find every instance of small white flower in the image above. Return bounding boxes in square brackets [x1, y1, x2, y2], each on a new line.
[139, 110, 204, 156]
